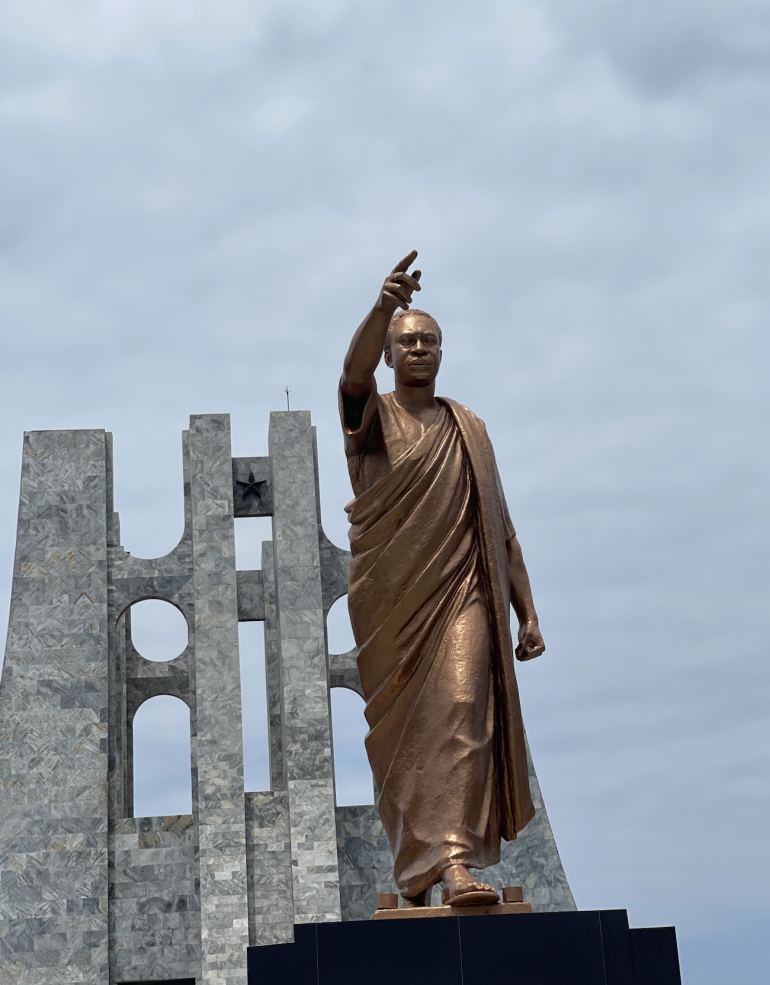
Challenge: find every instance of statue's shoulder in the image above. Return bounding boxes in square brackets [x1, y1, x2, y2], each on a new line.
[440, 397, 488, 433]
[379, 390, 401, 419]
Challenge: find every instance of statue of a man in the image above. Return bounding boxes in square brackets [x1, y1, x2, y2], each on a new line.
[340, 251, 546, 908]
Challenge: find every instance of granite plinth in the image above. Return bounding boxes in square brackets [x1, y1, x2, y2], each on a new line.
[248, 910, 682, 985]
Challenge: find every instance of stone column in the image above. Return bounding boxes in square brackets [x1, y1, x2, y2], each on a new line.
[268, 411, 341, 924]
[188, 414, 249, 985]
[0, 430, 110, 985]
[261, 540, 285, 793]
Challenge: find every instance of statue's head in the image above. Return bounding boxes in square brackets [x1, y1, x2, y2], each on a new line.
[383, 309, 442, 387]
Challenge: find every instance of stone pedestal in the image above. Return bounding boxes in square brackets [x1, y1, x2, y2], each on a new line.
[248, 910, 682, 985]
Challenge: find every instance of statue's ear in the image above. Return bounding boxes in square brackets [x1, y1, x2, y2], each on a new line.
[384, 348, 393, 368]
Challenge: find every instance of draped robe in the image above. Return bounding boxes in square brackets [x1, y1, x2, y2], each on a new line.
[341, 385, 534, 897]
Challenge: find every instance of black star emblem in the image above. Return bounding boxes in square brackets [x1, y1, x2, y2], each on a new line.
[236, 471, 267, 501]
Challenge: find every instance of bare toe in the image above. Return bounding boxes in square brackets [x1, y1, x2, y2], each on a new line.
[441, 865, 499, 906]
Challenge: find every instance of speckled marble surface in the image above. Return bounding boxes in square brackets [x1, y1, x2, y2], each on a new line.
[268, 412, 341, 925]
[244, 792, 293, 945]
[188, 415, 250, 985]
[0, 430, 111, 985]
[108, 814, 200, 983]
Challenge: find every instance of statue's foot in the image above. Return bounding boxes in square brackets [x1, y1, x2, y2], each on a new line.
[441, 864, 500, 907]
[401, 886, 432, 908]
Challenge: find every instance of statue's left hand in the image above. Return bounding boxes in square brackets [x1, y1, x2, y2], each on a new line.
[516, 621, 545, 661]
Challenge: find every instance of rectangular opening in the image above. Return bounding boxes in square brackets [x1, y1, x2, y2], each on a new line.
[239, 621, 270, 793]
[234, 515, 273, 570]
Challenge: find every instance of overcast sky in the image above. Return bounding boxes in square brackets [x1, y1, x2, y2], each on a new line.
[2, 2, 769, 982]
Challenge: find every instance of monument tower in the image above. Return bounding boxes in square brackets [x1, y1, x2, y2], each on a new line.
[0, 411, 574, 985]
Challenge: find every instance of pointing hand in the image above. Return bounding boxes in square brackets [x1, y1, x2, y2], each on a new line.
[378, 250, 422, 312]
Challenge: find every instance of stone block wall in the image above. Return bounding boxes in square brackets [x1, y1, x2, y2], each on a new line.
[244, 793, 293, 946]
[268, 413, 341, 925]
[0, 430, 111, 985]
[108, 815, 200, 983]
[335, 806, 398, 922]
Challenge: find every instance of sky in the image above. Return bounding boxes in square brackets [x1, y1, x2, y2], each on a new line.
[1, 1, 769, 981]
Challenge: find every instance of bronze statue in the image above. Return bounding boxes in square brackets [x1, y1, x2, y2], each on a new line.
[340, 250, 546, 908]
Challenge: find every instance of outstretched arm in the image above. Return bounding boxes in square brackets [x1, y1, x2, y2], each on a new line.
[341, 250, 422, 399]
[507, 535, 546, 661]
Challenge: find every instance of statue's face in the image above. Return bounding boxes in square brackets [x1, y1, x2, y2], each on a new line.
[384, 314, 442, 387]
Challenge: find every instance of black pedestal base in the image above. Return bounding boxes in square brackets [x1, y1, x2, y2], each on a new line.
[247, 909, 681, 985]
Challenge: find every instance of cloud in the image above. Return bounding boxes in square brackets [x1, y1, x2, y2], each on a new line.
[545, 0, 770, 95]
[1, 2, 769, 980]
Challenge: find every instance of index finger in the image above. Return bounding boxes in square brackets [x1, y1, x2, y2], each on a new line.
[391, 249, 418, 274]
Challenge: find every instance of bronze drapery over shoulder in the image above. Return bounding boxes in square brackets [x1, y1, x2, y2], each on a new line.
[343, 388, 534, 898]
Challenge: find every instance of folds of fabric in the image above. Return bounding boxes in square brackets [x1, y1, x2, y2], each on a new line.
[345, 398, 534, 897]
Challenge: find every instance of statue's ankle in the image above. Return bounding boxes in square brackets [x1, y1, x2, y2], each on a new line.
[402, 886, 432, 908]
[441, 863, 469, 886]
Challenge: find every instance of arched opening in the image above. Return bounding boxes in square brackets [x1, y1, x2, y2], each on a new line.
[133, 696, 192, 817]
[113, 442, 185, 561]
[239, 621, 270, 793]
[326, 595, 355, 655]
[331, 687, 373, 806]
[129, 599, 188, 662]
